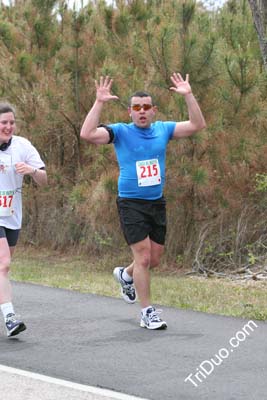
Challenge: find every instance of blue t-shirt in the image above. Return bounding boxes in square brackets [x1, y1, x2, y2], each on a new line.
[108, 121, 176, 200]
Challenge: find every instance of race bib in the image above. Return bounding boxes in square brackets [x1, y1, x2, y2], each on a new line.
[0, 190, 15, 217]
[136, 159, 161, 187]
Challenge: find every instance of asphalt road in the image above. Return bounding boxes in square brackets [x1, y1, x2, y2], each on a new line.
[0, 281, 266, 400]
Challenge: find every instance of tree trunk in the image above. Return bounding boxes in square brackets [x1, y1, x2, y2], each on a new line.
[248, 0, 267, 70]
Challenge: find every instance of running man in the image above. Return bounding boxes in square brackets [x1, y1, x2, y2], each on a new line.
[80, 74, 206, 329]
[0, 102, 47, 337]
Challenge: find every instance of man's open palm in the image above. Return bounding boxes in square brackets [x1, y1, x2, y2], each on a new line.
[95, 76, 119, 103]
[170, 73, 192, 96]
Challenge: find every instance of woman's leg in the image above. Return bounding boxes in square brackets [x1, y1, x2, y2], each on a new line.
[0, 237, 12, 304]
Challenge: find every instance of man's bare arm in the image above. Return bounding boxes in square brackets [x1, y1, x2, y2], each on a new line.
[80, 76, 118, 144]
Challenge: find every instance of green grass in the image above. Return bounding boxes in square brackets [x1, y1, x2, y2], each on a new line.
[11, 246, 267, 321]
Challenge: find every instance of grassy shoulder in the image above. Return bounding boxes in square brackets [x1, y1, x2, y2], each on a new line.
[11, 246, 267, 321]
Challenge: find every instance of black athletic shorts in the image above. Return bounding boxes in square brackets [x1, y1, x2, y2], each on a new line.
[0, 226, 20, 247]
[116, 197, 167, 245]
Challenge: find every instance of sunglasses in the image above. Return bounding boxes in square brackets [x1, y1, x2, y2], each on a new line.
[131, 104, 153, 111]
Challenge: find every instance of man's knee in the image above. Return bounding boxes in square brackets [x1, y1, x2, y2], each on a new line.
[0, 256, 11, 275]
[137, 253, 151, 268]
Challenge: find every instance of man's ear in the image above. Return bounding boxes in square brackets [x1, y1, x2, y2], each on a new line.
[127, 107, 132, 117]
[153, 105, 158, 114]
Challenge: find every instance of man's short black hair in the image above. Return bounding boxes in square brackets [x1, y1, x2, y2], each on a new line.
[128, 91, 154, 106]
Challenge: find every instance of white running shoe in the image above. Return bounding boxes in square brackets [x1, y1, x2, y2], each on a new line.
[5, 313, 27, 337]
[140, 307, 167, 330]
[113, 267, 137, 304]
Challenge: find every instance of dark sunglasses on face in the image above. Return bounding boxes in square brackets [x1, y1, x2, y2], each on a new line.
[131, 104, 153, 111]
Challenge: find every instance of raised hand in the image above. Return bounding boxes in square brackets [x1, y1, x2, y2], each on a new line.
[170, 73, 192, 96]
[95, 76, 119, 103]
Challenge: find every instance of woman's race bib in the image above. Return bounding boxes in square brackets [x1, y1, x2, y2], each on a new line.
[0, 190, 15, 216]
[0, 153, 15, 216]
